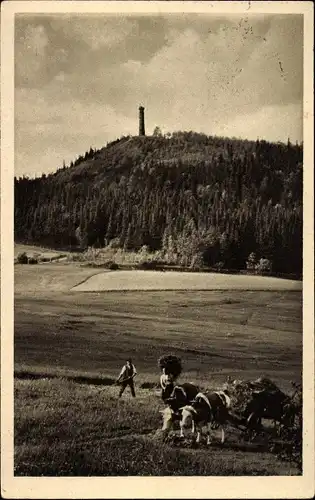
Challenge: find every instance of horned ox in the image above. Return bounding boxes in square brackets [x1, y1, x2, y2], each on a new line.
[160, 382, 199, 434]
[244, 388, 296, 433]
[180, 391, 234, 445]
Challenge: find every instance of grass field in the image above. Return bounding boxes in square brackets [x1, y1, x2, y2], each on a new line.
[72, 269, 301, 292]
[14, 243, 69, 261]
[13, 250, 303, 476]
[14, 379, 300, 476]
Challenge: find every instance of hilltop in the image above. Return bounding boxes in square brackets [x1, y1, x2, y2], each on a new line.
[14, 132, 302, 274]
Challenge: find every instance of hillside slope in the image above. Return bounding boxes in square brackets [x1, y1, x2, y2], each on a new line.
[14, 132, 302, 274]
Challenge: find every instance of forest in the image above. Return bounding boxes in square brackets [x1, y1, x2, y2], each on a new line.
[14, 132, 303, 274]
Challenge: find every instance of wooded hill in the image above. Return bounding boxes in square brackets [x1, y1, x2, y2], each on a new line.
[14, 132, 303, 274]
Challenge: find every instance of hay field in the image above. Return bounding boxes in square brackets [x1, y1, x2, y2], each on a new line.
[15, 264, 302, 387]
[72, 269, 302, 292]
[13, 262, 303, 475]
[14, 262, 101, 293]
[14, 378, 300, 476]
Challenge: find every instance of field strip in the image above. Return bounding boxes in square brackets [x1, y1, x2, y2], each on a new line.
[14, 370, 117, 386]
[98, 431, 284, 457]
[16, 306, 300, 339]
[71, 270, 302, 292]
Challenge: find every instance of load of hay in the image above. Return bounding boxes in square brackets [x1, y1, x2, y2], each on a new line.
[225, 376, 286, 417]
[158, 355, 182, 379]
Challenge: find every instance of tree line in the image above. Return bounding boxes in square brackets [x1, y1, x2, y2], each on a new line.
[14, 132, 303, 274]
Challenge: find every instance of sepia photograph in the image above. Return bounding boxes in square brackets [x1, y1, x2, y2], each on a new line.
[1, 1, 314, 498]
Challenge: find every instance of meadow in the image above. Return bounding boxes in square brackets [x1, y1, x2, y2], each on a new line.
[13, 249, 303, 476]
[14, 379, 300, 476]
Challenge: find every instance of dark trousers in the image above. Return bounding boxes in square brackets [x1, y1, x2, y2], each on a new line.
[119, 379, 136, 397]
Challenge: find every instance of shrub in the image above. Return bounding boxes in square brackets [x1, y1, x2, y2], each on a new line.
[162, 251, 178, 265]
[84, 247, 101, 260]
[83, 260, 119, 270]
[213, 261, 224, 271]
[28, 257, 38, 264]
[255, 258, 272, 274]
[139, 245, 150, 254]
[138, 246, 153, 265]
[190, 253, 204, 269]
[273, 384, 302, 471]
[137, 260, 160, 270]
[39, 257, 52, 263]
[17, 252, 28, 264]
[107, 238, 121, 249]
[103, 261, 119, 270]
[115, 250, 139, 265]
[246, 252, 257, 271]
[66, 253, 85, 262]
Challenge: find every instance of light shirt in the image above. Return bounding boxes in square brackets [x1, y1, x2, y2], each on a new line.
[160, 373, 173, 390]
[118, 363, 137, 380]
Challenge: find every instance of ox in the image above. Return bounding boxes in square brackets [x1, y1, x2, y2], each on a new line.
[180, 390, 234, 445]
[244, 388, 296, 434]
[160, 382, 199, 435]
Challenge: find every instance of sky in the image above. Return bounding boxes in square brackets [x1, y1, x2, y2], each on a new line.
[15, 13, 303, 178]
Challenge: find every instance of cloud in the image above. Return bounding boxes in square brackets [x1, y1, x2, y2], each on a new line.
[15, 24, 49, 84]
[14, 14, 303, 176]
[88, 15, 302, 126]
[15, 88, 136, 177]
[23, 24, 48, 55]
[216, 103, 302, 142]
[49, 15, 136, 51]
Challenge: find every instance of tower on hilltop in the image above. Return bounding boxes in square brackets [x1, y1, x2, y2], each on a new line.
[139, 106, 145, 136]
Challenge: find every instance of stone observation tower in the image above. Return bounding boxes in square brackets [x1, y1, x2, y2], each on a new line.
[139, 105, 145, 136]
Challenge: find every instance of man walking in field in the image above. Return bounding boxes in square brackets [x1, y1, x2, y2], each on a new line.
[116, 359, 137, 398]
